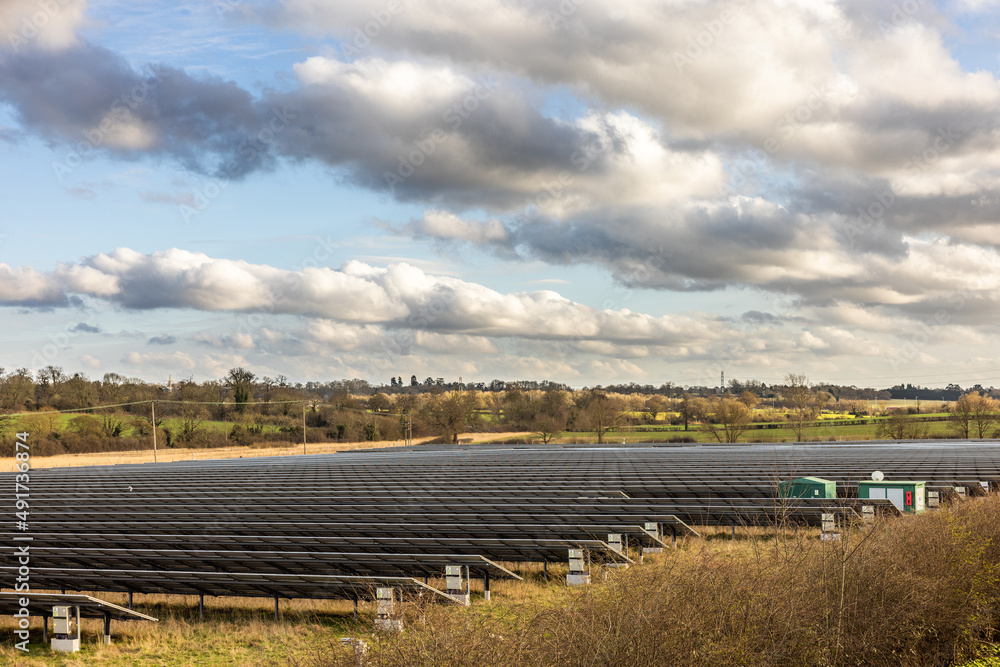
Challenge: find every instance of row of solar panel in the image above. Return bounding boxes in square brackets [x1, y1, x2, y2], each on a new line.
[3, 440, 997, 604]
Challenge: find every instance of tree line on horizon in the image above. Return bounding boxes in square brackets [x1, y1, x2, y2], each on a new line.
[1, 366, 998, 452]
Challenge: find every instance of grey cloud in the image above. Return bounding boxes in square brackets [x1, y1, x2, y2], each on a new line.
[741, 311, 780, 323]
[70, 322, 101, 333]
[3, 8, 1000, 321]
[0, 43, 651, 210]
[0, 43, 273, 178]
[147, 334, 177, 345]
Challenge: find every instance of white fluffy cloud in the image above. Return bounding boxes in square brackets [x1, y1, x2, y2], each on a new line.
[1, 248, 726, 346]
[0, 0, 86, 51]
[6, 1, 1000, 385]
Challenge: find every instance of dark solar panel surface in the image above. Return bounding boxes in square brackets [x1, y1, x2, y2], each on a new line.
[4, 439, 997, 602]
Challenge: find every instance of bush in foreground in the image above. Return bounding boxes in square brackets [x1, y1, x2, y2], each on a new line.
[308, 497, 1000, 667]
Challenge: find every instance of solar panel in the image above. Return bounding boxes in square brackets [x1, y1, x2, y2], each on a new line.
[1, 567, 458, 602]
[4, 439, 997, 605]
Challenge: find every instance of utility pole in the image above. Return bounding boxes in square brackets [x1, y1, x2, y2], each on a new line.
[151, 401, 157, 463]
[302, 402, 307, 455]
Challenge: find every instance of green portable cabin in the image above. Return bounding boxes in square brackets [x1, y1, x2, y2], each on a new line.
[858, 480, 926, 513]
[778, 477, 837, 499]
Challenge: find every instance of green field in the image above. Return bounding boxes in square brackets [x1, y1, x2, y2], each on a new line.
[542, 413, 958, 444]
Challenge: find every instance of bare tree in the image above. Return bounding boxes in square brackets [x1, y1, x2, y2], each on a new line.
[678, 394, 705, 432]
[533, 413, 565, 444]
[950, 392, 1000, 439]
[368, 392, 392, 413]
[482, 391, 505, 429]
[876, 410, 928, 440]
[534, 390, 570, 443]
[0, 368, 34, 411]
[421, 390, 480, 443]
[738, 390, 760, 410]
[171, 380, 208, 444]
[703, 398, 754, 444]
[783, 373, 823, 441]
[644, 395, 667, 423]
[577, 390, 626, 444]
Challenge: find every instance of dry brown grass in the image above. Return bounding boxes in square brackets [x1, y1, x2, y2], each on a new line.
[14, 432, 533, 470]
[299, 498, 1000, 667]
[0, 592, 361, 666]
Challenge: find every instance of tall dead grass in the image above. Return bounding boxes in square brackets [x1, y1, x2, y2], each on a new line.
[307, 497, 1000, 667]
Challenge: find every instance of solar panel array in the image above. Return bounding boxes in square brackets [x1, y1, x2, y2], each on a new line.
[4, 439, 1000, 605]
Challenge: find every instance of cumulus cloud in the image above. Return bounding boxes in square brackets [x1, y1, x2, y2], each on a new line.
[230, 1, 1000, 278]
[0, 263, 65, 305]
[249, 0, 1000, 170]
[124, 350, 196, 370]
[4, 0, 1000, 384]
[392, 210, 512, 247]
[4, 243, 997, 387]
[0, 248, 727, 347]
[0, 44, 269, 177]
[0, 0, 87, 51]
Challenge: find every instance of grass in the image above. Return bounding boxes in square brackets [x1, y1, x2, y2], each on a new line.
[0, 566, 565, 666]
[0, 594, 361, 666]
[284, 498, 1000, 667]
[533, 414, 961, 445]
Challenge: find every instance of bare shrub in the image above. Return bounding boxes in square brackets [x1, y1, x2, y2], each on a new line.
[296, 497, 1000, 667]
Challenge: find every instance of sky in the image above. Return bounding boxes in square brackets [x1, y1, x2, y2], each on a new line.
[2, 0, 1000, 389]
